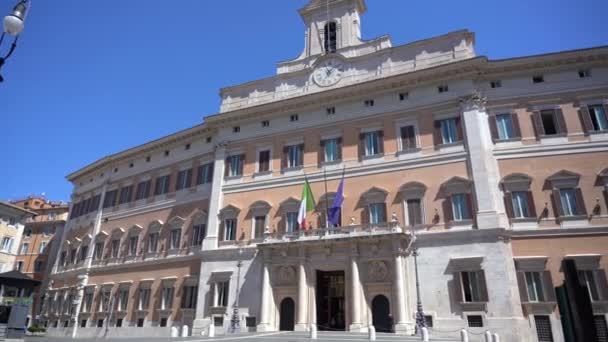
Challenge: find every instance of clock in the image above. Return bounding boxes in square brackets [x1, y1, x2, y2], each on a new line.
[312, 58, 345, 87]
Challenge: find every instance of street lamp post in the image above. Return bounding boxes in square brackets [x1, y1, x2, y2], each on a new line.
[229, 248, 244, 334]
[412, 247, 427, 334]
[1, 0, 29, 82]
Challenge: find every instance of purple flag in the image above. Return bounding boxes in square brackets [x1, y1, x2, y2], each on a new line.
[328, 175, 344, 226]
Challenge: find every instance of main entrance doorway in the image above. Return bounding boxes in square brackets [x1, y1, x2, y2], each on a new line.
[316, 270, 345, 331]
[279, 297, 295, 331]
[372, 295, 391, 333]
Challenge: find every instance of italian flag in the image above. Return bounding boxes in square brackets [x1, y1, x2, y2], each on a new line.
[297, 178, 316, 229]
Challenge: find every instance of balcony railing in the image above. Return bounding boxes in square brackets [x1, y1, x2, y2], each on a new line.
[262, 221, 403, 244]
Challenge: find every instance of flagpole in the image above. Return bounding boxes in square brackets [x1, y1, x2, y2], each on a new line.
[323, 166, 330, 229]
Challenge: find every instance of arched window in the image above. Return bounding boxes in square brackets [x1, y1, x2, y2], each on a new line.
[324, 21, 337, 54]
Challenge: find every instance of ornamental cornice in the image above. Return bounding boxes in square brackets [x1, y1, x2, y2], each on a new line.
[460, 91, 487, 111]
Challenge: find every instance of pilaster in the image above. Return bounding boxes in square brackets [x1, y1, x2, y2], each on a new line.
[203, 144, 227, 251]
[460, 92, 509, 229]
[349, 243, 363, 332]
[295, 249, 308, 331]
[257, 250, 274, 332]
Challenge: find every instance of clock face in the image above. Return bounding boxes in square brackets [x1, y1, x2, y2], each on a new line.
[313, 58, 345, 87]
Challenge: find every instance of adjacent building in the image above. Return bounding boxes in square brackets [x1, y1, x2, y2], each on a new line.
[42, 1, 608, 341]
[0, 201, 36, 275]
[11, 196, 69, 326]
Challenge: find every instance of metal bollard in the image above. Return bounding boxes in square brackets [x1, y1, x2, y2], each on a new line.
[208, 323, 215, 337]
[369, 325, 376, 341]
[421, 327, 429, 342]
[182, 325, 189, 337]
[310, 324, 317, 339]
[171, 326, 179, 337]
[492, 333, 500, 342]
[484, 331, 492, 342]
[460, 329, 469, 342]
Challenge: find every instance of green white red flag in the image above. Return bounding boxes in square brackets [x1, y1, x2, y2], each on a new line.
[297, 178, 315, 229]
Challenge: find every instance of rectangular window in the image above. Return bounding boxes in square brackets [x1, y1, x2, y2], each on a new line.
[128, 236, 138, 256]
[226, 155, 244, 177]
[94, 242, 103, 260]
[1, 237, 13, 252]
[406, 199, 423, 226]
[110, 239, 120, 258]
[261, 120, 270, 127]
[400, 125, 417, 151]
[258, 150, 271, 173]
[34, 261, 43, 272]
[161, 286, 174, 310]
[101, 290, 111, 312]
[154, 175, 171, 195]
[197, 162, 214, 185]
[216, 281, 229, 307]
[496, 114, 514, 140]
[118, 185, 133, 205]
[15, 261, 23, 271]
[82, 292, 93, 313]
[578, 270, 599, 301]
[176, 169, 192, 191]
[490, 80, 502, 88]
[525, 271, 545, 302]
[440, 118, 459, 144]
[160, 317, 167, 327]
[138, 288, 150, 310]
[511, 191, 530, 218]
[81, 319, 87, 328]
[534, 315, 554, 342]
[118, 289, 129, 311]
[323, 138, 341, 163]
[254, 216, 265, 239]
[540, 109, 559, 135]
[191, 224, 206, 246]
[148, 233, 159, 253]
[20, 243, 29, 254]
[135, 180, 151, 200]
[533, 75, 544, 83]
[369, 203, 386, 224]
[286, 144, 304, 169]
[102, 190, 117, 208]
[559, 189, 578, 217]
[364, 99, 374, 107]
[438, 84, 449, 93]
[116, 318, 123, 327]
[224, 219, 237, 241]
[79, 245, 88, 263]
[451, 194, 471, 221]
[578, 69, 591, 78]
[363, 131, 382, 156]
[39, 241, 48, 254]
[181, 285, 198, 309]
[137, 318, 144, 327]
[587, 105, 608, 131]
[97, 319, 104, 328]
[170, 229, 181, 250]
[286, 212, 299, 233]
[461, 271, 484, 302]
[467, 315, 483, 327]
[290, 114, 299, 122]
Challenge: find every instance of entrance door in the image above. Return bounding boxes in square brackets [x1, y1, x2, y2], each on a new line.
[279, 297, 295, 331]
[316, 270, 345, 331]
[372, 295, 391, 333]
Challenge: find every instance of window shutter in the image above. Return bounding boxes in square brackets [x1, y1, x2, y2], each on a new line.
[433, 121, 442, 146]
[239, 155, 245, 175]
[319, 140, 326, 147]
[455, 117, 464, 141]
[218, 221, 225, 242]
[186, 170, 192, 188]
[516, 272, 529, 302]
[454, 272, 464, 303]
[552, 189, 565, 217]
[208, 284, 215, 308]
[358, 133, 365, 158]
[526, 191, 537, 218]
[504, 192, 514, 219]
[377, 131, 384, 154]
[554, 108, 567, 134]
[574, 188, 587, 216]
[318, 142, 325, 165]
[298, 144, 305, 166]
[542, 271, 556, 302]
[579, 106, 594, 133]
[336, 138, 342, 160]
[531, 111, 545, 138]
[380, 203, 387, 223]
[479, 270, 489, 302]
[224, 158, 230, 177]
[488, 115, 499, 141]
[208, 163, 214, 182]
[282, 147, 288, 169]
[360, 207, 369, 225]
[594, 270, 608, 301]
[511, 113, 522, 138]
[443, 197, 453, 223]
[465, 193, 475, 220]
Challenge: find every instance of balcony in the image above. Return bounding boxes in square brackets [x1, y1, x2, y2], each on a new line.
[260, 221, 403, 245]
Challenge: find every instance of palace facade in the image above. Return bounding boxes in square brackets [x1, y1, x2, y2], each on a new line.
[43, 1, 608, 341]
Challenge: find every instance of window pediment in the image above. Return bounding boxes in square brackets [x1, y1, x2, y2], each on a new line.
[440, 177, 472, 196]
[598, 168, 608, 187]
[399, 182, 426, 200]
[448, 256, 483, 272]
[361, 187, 388, 204]
[250, 201, 272, 216]
[167, 216, 186, 229]
[501, 173, 532, 192]
[96, 231, 109, 241]
[111, 227, 125, 237]
[280, 197, 300, 213]
[514, 257, 548, 271]
[148, 220, 164, 233]
[128, 224, 143, 234]
[547, 170, 580, 189]
[219, 205, 241, 219]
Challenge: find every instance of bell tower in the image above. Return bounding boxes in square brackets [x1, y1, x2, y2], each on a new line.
[298, 0, 367, 58]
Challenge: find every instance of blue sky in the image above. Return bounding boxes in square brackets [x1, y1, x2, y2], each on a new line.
[1, 0, 606, 202]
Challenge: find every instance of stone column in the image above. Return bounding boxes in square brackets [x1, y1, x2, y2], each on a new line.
[203, 143, 227, 251]
[295, 260, 308, 331]
[392, 243, 411, 334]
[349, 244, 362, 332]
[257, 254, 273, 332]
[460, 92, 509, 229]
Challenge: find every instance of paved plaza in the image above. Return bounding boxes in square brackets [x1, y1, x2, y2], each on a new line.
[23, 331, 469, 342]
